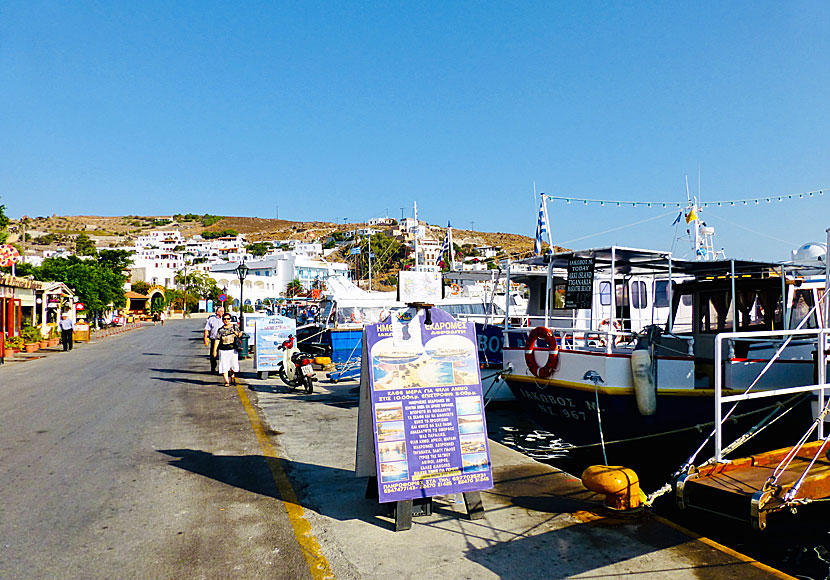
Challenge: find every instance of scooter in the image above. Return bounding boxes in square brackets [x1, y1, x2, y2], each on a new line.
[277, 335, 315, 393]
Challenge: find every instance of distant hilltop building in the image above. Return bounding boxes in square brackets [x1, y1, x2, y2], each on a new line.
[368, 217, 395, 226]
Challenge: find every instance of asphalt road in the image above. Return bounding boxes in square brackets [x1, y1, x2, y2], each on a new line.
[0, 319, 311, 580]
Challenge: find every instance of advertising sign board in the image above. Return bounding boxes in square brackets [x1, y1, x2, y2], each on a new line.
[365, 307, 493, 503]
[564, 257, 595, 310]
[253, 316, 297, 372]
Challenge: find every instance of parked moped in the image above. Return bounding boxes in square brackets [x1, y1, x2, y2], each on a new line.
[277, 335, 315, 393]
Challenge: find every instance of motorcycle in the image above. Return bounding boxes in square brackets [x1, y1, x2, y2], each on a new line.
[277, 335, 315, 394]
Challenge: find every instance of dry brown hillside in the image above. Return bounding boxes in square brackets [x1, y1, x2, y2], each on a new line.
[9, 214, 559, 259]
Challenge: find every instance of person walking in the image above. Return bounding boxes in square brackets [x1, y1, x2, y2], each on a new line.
[59, 312, 75, 351]
[159, 310, 166, 326]
[203, 306, 225, 374]
[213, 313, 241, 386]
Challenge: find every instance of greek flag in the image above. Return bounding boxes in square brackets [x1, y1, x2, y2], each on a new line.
[438, 230, 451, 263]
[534, 196, 552, 255]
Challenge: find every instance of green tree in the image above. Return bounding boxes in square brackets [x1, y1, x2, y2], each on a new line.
[175, 269, 221, 302]
[0, 199, 9, 244]
[246, 241, 271, 257]
[75, 233, 97, 256]
[285, 278, 303, 298]
[37, 255, 127, 315]
[131, 281, 151, 295]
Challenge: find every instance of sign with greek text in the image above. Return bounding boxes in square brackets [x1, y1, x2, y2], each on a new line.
[564, 257, 595, 310]
[253, 315, 296, 372]
[366, 307, 493, 503]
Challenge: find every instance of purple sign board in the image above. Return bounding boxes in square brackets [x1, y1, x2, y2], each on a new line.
[366, 308, 493, 503]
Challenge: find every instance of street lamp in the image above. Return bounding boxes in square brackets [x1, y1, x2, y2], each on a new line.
[236, 262, 249, 329]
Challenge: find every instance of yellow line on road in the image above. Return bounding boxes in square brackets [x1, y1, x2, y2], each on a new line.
[235, 382, 336, 580]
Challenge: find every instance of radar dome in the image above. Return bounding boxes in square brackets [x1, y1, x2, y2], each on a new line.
[793, 242, 827, 262]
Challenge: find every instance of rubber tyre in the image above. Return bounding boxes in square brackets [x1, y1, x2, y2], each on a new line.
[304, 375, 314, 394]
[278, 368, 299, 390]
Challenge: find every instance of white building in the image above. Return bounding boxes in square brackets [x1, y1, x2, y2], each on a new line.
[207, 255, 349, 308]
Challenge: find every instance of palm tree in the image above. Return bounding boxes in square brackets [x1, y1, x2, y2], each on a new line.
[285, 278, 304, 298]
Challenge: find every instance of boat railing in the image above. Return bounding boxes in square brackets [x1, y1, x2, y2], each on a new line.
[506, 320, 640, 352]
[713, 327, 828, 462]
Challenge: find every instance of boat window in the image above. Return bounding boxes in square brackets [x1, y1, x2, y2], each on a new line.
[599, 282, 611, 306]
[698, 291, 734, 333]
[654, 281, 670, 308]
[631, 281, 648, 309]
[539, 283, 567, 310]
[790, 289, 818, 329]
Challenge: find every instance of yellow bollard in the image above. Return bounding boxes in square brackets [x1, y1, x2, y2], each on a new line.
[581, 465, 642, 511]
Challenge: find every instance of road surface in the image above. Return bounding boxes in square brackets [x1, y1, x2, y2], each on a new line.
[0, 319, 311, 579]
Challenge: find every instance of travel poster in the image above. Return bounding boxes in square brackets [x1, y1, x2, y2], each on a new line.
[367, 307, 493, 502]
[254, 315, 297, 372]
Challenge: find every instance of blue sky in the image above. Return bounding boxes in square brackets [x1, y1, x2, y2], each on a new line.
[2, 1, 829, 260]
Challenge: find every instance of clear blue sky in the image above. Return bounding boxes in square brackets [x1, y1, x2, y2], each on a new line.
[2, 1, 829, 261]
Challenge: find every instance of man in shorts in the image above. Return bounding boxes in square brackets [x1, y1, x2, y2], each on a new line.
[204, 306, 225, 374]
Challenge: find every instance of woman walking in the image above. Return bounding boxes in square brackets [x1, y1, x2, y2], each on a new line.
[213, 313, 241, 386]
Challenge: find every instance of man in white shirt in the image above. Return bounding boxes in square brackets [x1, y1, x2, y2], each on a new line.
[59, 312, 75, 351]
[203, 306, 225, 373]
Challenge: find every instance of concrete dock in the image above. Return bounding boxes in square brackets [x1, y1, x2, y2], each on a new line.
[245, 368, 796, 580]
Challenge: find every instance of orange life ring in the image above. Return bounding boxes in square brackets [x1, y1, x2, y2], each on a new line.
[597, 318, 623, 346]
[450, 283, 461, 296]
[524, 326, 560, 378]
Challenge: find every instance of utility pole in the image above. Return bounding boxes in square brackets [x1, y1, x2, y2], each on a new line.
[400, 207, 405, 221]
[276, 205, 279, 220]
[368, 233, 372, 291]
[470, 221, 474, 231]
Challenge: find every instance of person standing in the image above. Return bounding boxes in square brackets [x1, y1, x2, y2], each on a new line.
[213, 313, 241, 386]
[203, 306, 225, 374]
[159, 310, 166, 326]
[59, 312, 75, 351]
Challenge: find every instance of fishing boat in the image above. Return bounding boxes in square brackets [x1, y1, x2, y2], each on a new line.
[499, 246, 818, 470]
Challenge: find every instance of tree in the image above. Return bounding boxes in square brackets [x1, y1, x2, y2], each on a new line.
[246, 241, 271, 257]
[175, 269, 222, 303]
[131, 281, 151, 295]
[75, 233, 97, 256]
[285, 278, 303, 298]
[37, 255, 127, 314]
[0, 199, 9, 244]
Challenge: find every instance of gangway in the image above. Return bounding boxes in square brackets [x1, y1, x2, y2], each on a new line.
[673, 325, 830, 530]
[676, 440, 830, 530]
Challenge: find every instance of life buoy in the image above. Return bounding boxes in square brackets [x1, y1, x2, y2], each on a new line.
[450, 283, 461, 296]
[597, 319, 623, 346]
[524, 326, 560, 378]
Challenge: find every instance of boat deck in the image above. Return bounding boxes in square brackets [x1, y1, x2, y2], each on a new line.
[678, 440, 830, 529]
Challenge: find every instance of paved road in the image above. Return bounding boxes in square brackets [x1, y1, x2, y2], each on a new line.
[0, 319, 310, 580]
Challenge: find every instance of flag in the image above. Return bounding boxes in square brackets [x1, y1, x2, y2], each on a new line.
[534, 196, 552, 255]
[437, 230, 451, 263]
[671, 212, 682, 226]
[685, 208, 698, 223]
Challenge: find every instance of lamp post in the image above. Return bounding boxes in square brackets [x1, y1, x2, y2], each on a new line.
[235, 262, 249, 329]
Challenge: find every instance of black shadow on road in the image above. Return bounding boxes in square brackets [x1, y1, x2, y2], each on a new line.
[158, 449, 394, 528]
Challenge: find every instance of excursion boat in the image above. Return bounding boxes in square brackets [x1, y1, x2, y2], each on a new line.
[500, 246, 817, 468]
[303, 275, 506, 365]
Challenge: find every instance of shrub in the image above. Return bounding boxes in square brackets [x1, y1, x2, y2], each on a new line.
[21, 326, 43, 343]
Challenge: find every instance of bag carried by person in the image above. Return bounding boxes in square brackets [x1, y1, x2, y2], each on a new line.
[233, 335, 244, 351]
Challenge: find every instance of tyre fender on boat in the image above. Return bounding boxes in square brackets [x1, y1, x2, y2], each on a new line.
[630, 344, 656, 416]
[525, 326, 559, 378]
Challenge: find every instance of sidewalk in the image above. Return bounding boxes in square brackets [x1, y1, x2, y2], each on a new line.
[243, 365, 795, 580]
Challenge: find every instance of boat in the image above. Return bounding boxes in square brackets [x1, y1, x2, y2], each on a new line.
[499, 246, 818, 474]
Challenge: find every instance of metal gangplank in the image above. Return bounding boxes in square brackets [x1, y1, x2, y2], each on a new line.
[676, 440, 830, 530]
[674, 326, 830, 530]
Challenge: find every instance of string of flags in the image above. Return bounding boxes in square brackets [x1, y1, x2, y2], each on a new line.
[543, 188, 825, 208]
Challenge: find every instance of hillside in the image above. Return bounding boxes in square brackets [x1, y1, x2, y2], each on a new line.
[7, 214, 559, 262]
